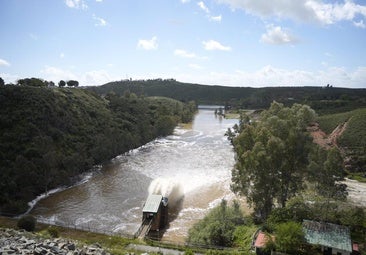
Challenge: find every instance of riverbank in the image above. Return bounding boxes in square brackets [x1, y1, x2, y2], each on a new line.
[0, 216, 206, 255]
[0, 216, 132, 254]
[0, 227, 111, 255]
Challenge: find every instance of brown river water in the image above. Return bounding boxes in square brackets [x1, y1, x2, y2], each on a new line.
[30, 108, 239, 242]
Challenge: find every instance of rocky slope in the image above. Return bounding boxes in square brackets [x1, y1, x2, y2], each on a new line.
[0, 228, 110, 255]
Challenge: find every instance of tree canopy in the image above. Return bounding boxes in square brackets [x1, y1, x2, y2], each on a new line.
[17, 78, 48, 87]
[187, 200, 245, 247]
[0, 85, 196, 215]
[230, 102, 316, 221]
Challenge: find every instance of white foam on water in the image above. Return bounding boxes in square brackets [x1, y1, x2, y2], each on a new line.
[148, 178, 184, 207]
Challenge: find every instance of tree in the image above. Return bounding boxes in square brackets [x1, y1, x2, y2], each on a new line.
[231, 102, 316, 221]
[308, 146, 347, 200]
[0, 77, 4, 86]
[17, 78, 47, 87]
[58, 80, 66, 87]
[272, 221, 305, 254]
[67, 80, 79, 87]
[17, 215, 36, 231]
[188, 200, 245, 247]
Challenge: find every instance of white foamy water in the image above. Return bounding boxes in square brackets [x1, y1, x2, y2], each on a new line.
[30, 110, 238, 241]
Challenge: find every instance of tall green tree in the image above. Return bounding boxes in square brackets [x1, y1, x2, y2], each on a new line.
[231, 102, 316, 221]
[0, 77, 4, 86]
[308, 146, 347, 200]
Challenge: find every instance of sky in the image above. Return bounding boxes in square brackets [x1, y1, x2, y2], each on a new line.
[0, 0, 366, 88]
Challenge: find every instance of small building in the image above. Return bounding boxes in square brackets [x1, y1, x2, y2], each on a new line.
[142, 194, 168, 232]
[252, 231, 274, 255]
[303, 220, 352, 255]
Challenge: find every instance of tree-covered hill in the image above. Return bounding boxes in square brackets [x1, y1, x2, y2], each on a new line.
[0, 85, 196, 215]
[87, 79, 366, 114]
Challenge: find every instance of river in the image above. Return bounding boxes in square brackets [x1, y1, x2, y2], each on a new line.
[30, 109, 238, 242]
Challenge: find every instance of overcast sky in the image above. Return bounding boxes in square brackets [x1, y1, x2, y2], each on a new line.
[0, 0, 366, 87]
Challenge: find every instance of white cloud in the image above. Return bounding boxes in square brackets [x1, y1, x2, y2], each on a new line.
[261, 24, 297, 45]
[217, 0, 366, 26]
[93, 14, 107, 26]
[40, 66, 113, 86]
[0, 58, 10, 67]
[210, 15, 222, 22]
[0, 73, 18, 84]
[137, 36, 158, 50]
[189, 63, 204, 70]
[96, 0, 103, 2]
[174, 65, 366, 88]
[65, 0, 87, 9]
[174, 49, 197, 58]
[60, 53, 65, 59]
[181, 0, 190, 3]
[202, 40, 231, 51]
[198, 1, 210, 13]
[84, 70, 112, 85]
[353, 19, 366, 28]
[40, 66, 78, 83]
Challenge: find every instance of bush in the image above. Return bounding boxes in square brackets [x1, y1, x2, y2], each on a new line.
[47, 226, 60, 238]
[184, 249, 194, 255]
[17, 215, 36, 231]
[188, 200, 245, 247]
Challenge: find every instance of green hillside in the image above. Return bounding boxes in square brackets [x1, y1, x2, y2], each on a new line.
[87, 79, 366, 114]
[0, 86, 195, 215]
[317, 108, 366, 173]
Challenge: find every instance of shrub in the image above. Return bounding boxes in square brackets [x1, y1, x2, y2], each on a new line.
[188, 200, 245, 247]
[184, 249, 194, 255]
[47, 226, 60, 238]
[17, 215, 36, 231]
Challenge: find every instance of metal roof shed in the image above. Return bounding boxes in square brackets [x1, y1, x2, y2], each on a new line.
[303, 220, 352, 255]
[143, 194, 163, 213]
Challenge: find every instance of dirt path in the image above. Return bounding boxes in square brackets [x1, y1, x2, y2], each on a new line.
[308, 121, 348, 150]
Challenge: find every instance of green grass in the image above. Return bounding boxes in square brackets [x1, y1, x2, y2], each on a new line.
[346, 172, 366, 183]
[317, 111, 353, 134]
[338, 108, 366, 148]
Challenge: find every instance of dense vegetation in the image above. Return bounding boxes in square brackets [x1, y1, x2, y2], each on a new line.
[0, 85, 196, 215]
[188, 200, 245, 247]
[228, 102, 346, 221]
[88, 79, 366, 114]
[189, 103, 366, 254]
[317, 108, 366, 173]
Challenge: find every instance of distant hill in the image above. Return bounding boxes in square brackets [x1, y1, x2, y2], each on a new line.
[87, 79, 366, 114]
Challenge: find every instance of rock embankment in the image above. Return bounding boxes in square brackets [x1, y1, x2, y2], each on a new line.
[0, 228, 110, 255]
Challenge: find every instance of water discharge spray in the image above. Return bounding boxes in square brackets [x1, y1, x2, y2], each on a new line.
[148, 178, 184, 207]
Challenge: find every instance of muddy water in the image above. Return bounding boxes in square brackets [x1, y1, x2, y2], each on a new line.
[30, 109, 238, 242]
